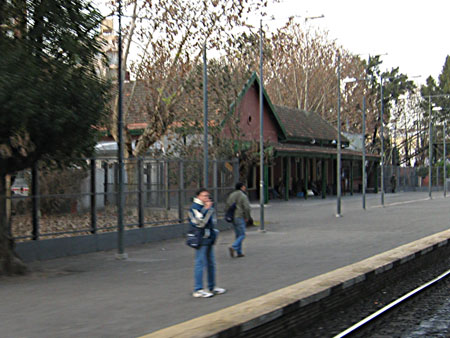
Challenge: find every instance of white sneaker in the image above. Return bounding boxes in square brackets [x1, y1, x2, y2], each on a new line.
[211, 287, 226, 295]
[192, 289, 214, 298]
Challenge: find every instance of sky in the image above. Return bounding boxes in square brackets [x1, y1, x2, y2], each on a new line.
[95, 0, 449, 86]
[268, 0, 450, 85]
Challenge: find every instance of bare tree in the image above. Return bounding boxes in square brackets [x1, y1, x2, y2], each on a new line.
[104, 0, 273, 158]
[263, 20, 377, 138]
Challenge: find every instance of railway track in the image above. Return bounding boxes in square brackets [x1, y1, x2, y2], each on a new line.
[333, 269, 450, 337]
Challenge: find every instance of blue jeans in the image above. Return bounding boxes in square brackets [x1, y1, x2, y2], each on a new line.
[194, 244, 216, 291]
[232, 217, 246, 255]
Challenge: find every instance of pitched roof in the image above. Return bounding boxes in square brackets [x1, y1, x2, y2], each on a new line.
[273, 105, 349, 144]
[225, 73, 348, 145]
[117, 76, 349, 148]
[224, 72, 288, 139]
[274, 143, 379, 159]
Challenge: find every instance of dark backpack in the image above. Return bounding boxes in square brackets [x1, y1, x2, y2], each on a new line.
[225, 202, 236, 222]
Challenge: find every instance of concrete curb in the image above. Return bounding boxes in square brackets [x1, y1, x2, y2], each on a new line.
[140, 229, 450, 338]
[16, 220, 233, 262]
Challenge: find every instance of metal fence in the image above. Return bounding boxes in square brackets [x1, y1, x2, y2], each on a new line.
[9, 157, 239, 242]
[381, 165, 446, 192]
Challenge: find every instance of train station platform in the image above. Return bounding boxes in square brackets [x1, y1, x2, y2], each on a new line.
[1, 191, 449, 337]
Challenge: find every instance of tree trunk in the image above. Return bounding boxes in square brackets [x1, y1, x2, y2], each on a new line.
[293, 68, 301, 110]
[0, 174, 27, 275]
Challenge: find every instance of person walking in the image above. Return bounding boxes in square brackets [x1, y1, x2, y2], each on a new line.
[390, 174, 397, 193]
[188, 188, 226, 298]
[226, 182, 251, 258]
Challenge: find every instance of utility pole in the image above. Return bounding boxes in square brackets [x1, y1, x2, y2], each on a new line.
[362, 96, 366, 210]
[428, 97, 432, 199]
[203, 44, 208, 188]
[259, 19, 265, 232]
[380, 76, 385, 207]
[444, 120, 447, 197]
[116, 0, 127, 260]
[336, 54, 342, 217]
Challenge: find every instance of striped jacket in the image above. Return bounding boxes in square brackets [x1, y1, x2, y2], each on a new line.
[188, 197, 217, 245]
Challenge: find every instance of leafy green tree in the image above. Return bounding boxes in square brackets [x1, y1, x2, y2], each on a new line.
[420, 56, 450, 125]
[0, 0, 110, 274]
[438, 56, 450, 93]
[436, 56, 450, 122]
[364, 56, 416, 154]
[419, 56, 450, 165]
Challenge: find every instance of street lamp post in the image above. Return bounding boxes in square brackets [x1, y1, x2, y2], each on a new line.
[258, 14, 324, 228]
[422, 95, 450, 197]
[380, 76, 385, 207]
[116, 0, 127, 260]
[342, 77, 371, 210]
[444, 120, 447, 197]
[428, 97, 433, 199]
[259, 19, 265, 232]
[377, 64, 416, 206]
[362, 96, 367, 209]
[336, 54, 342, 217]
[429, 105, 446, 197]
[203, 44, 208, 188]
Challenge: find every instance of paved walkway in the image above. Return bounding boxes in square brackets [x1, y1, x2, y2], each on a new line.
[1, 191, 449, 338]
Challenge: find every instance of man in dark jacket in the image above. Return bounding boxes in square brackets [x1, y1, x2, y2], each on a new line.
[189, 188, 226, 298]
[225, 182, 251, 258]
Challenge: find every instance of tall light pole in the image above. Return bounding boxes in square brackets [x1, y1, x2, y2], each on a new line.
[428, 105, 446, 197]
[444, 119, 447, 197]
[362, 96, 367, 210]
[422, 94, 450, 197]
[203, 43, 208, 188]
[428, 96, 433, 199]
[259, 19, 265, 232]
[116, 0, 127, 259]
[336, 54, 342, 217]
[342, 76, 372, 209]
[380, 76, 385, 207]
[257, 14, 324, 228]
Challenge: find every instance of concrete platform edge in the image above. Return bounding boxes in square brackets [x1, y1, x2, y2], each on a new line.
[140, 229, 450, 338]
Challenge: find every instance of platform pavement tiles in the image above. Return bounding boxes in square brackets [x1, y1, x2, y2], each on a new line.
[138, 229, 450, 338]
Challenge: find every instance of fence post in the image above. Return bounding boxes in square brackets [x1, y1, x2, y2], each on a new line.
[374, 163, 379, 193]
[321, 160, 326, 199]
[157, 160, 162, 207]
[213, 160, 218, 204]
[264, 164, 269, 204]
[138, 158, 144, 228]
[165, 160, 170, 210]
[436, 166, 439, 188]
[114, 162, 119, 205]
[146, 162, 152, 206]
[199, 163, 202, 188]
[3, 175, 12, 238]
[103, 161, 109, 206]
[350, 160, 354, 195]
[178, 160, 184, 223]
[303, 158, 308, 200]
[31, 163, 40, 240]
[90, 159, 97, 234]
